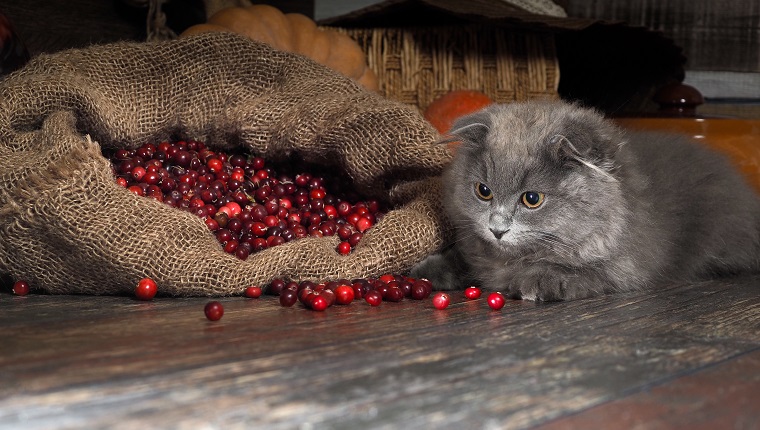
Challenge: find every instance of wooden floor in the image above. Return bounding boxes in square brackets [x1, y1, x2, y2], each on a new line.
[1, 275, 758, 429]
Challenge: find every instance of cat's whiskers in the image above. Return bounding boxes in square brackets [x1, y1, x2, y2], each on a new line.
[524, 230, 580, 260]
[450, 231, 480, 246]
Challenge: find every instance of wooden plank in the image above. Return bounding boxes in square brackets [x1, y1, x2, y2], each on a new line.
[0, 275, 758, 429]
[534, 349, 760, 430]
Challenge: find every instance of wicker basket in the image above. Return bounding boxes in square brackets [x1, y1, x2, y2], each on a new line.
[329, 25, 560, 113]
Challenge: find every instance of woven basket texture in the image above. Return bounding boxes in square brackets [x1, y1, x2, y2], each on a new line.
[331, 25, 559, 112]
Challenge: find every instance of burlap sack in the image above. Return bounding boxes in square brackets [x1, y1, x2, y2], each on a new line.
[0, 32, 450, 296]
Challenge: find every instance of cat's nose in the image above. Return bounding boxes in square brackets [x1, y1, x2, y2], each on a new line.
[490, 228, 508, 239]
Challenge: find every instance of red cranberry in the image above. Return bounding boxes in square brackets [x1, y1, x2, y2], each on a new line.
[487, 292, 506, 310]
[364, 290, 382, 306]
[205, 218, 220, 231]
[399, 280, 413, 297]
[410, 283, 428, 300]
[348, 232, 363, 247]
[334, 285, 355, 305]
[355, 217, 372, 232]
[337, 225, 352, 240]
[127, 185, 144, 196]
[143, 171, 160, 185]
[115, 149, 131, 160]
[250, 222, 268, 237]
[337, 201, 352, 216]
[385, 286, 404, 302]
[347, 213, 361, 226]
[299, 288, 316, 305]
[268, 279, 286, 296]
[226, 217, 243, 233]
[294, 173, 309, 187]
[310, 295, 329, 311]
[464, 286, 482, 300]
[234, 246, 249, 260]
[229, 154, 247, 167]
[337, 241, 351, 255]
[207, 158, 223, 173]
[374, 284, 389, 298]
[432, 292, 450, 310]
[135, 277, 158, 300]
[12, 280, 30, 296]
[204, 301, 224, 321]
[224, 202, 242, 217]
[319, 289, 336, 307]
[298, 280, 316, 292]
[251, 157, 265, 170]
[351, 282, 365, 299]
[279, 290, 299, 307]
[244, 286, 262, 298]
[310, 188, 326, 199]
[323, 204, 337, 219]
[223, 240, 238, 254]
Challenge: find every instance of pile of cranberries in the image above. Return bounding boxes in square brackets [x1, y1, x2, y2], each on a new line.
[262, 274, 434, 311]
[108, 140, 384, 259]
[101, 139, 512, 319]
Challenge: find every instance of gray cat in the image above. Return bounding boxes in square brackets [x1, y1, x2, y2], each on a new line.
[412, 100, 760, 301]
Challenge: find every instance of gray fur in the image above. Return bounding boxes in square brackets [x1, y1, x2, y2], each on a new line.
[412, 100, 760, 301]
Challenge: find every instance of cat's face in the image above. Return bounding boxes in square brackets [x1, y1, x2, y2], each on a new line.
[443, 101, 629, 263]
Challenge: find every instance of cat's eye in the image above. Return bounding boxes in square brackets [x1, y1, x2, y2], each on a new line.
[475, 182, 493, 200]
[521, 191, 544, 208]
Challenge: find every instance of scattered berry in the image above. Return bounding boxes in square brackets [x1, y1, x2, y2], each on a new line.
[432, 292, 450, 310]
[12, 280, 30, 296]
[319, 289, 336, 307]
[244, 286, 263, 298]
[464, 286, 482, 300]
[267, 279, 286, 296]
[364, 290, 382, 306]
[204, 301, 224, 321]
[487, 292, 506, 310]
[279, 290, 298, 307]
[134, 277, 158, 301]
[411, 279, 433, 300]
[384, 286, 404, 302]
[310, 295, 329, 311]
[334, 284, 355, 305]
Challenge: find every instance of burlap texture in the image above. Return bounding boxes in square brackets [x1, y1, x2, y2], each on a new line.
[0, 32, 450, 296]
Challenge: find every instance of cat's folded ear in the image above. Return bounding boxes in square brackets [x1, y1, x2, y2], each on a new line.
[549, 114, 624, 181]
[441, 110, 492, 148]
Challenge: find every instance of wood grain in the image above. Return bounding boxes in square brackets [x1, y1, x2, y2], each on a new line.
[1, 275, 758, 429]
[535, 350, 760, 430]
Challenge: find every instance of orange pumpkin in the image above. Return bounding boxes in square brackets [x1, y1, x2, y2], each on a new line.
[423, 90, 493, 134]
[180, 4, 378, 92]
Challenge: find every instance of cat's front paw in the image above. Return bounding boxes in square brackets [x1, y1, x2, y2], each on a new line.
[505, 268, 601, 302]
